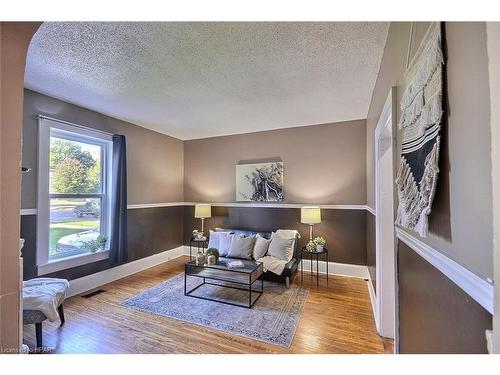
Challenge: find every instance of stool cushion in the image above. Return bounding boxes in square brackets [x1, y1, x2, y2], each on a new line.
[23, 309, 47, 325]
[23, 278, 69, 322]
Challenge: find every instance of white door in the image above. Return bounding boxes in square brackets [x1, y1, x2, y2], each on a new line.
[375, 88, 397, 341]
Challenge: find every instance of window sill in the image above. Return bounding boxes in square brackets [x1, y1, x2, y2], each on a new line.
[37, 250, 110, 275]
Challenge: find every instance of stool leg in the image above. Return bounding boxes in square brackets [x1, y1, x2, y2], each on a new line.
[35, 322, 43, 348]
[57, 304, 65, 325]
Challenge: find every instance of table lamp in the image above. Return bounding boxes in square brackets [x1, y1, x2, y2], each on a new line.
[301, 206, 321, 241]
[194, 204, 211, 234]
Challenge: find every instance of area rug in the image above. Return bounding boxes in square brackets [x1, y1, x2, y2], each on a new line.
[121, 274, 309, 348]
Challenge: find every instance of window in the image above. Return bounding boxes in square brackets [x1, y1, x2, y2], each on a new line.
[37, 117, 113, 274]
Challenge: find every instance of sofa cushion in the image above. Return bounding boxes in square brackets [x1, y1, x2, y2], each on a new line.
[227, 235, 255, 259]
[252, 234, 271, 259]
[268, 235, 295, 261]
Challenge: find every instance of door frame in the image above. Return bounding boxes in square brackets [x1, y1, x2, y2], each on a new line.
[486, 22, 500, 353]
[374, 87, 398, 342]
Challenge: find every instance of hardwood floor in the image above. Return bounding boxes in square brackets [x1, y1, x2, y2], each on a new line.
[23, 256, 393, 354]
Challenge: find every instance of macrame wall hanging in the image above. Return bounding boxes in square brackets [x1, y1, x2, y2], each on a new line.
[395, 22, 444, 237]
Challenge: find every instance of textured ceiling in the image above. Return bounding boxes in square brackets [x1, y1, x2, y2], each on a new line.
[25, 22, 389, 140]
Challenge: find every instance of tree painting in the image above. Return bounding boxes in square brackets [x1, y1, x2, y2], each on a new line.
[236, 162, 284, 202]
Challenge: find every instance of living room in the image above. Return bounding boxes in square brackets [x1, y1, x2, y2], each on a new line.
[1, 1, 500, 373]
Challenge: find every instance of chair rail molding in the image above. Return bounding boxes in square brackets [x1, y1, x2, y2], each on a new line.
[396, 227, 494, 314]
[23, 202, 376, 213]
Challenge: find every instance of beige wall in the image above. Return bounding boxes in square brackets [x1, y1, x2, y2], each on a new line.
[22, 89, 184, 207]
[366, 22, 494, 279]
[184, 120, 367, 205]
[0, 22, 40, 352]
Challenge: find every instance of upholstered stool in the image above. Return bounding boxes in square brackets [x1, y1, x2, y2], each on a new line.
[23, 278, 69, 348]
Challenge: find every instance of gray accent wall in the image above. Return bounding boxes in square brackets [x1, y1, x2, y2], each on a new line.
[398, 240, 492, 353]
[21, 206, 184, 281]
[366, 212, 376, 291]
[183, 205, 367, 265]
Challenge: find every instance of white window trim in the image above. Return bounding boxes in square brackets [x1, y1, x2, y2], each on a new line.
[36, 116, 113, 275]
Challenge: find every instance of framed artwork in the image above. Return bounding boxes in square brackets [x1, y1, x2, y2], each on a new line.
[236, 162, 284, 202]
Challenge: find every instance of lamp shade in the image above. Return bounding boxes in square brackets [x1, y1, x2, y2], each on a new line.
[301, 207, 321, 224]
[194, 204, 211, 218]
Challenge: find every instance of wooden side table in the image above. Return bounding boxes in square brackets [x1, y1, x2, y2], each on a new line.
[189, 237, 208, 260]
[300, 246, 328, 286]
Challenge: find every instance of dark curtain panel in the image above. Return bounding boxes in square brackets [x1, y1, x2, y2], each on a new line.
[110, 135, 128, 264]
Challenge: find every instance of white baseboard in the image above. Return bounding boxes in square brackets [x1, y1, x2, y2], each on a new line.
[183, 245, 368, 279]
[299, 259, 369, 279]
[67, 246, 185, 297]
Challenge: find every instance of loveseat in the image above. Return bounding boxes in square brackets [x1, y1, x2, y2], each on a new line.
[213, 228, 300, 288]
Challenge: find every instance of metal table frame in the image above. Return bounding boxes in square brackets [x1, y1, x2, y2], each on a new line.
[184, 261, 264, 308]
[300, 247, 329, 286]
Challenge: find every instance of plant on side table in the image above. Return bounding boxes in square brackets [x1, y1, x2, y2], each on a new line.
[313, 236, 326, 252]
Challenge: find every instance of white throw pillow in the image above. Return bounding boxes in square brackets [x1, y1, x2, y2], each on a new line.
[268, 235, 295, 261]
[218, 234, 237, 256]
[207, 230, 230, 249]
[272, 230, 299, 260]
[252, 234, 271, 260]
[227, 235, 255, 260]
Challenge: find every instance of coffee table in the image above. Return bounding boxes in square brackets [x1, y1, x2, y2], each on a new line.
[184, 258, 264, 308]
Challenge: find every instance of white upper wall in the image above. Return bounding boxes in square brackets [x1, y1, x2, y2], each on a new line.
[25, 22, 389, 140]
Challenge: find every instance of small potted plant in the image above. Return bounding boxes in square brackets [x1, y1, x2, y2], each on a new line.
[205, 248, 220, 265]
[313, 236, 326, 252]
[83, 235, 108, 253]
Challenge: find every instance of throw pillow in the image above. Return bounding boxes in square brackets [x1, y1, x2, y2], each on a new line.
[252, 234, 271, 260]
[219, 234, 237, 256]
[268, 235, 295, 261]
[227, 235, 255, 260]
[207, 230, 230, 249]
[271, 229, 299, 261]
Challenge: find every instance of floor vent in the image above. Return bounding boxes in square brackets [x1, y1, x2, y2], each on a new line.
[81, 289, 106, 298]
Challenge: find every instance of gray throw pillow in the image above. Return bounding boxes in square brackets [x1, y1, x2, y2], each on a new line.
[207, 230, 230, 249]
[218, 234, 235, 256]
[268, 235, 295, 261]
[252, 234, 271, 260]
[227, 235, 255, 260]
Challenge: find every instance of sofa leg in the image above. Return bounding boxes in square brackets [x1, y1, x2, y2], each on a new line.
[35, 322, 43, 348]
[286, 277, 290, 289]
[58, 304, 65, 325]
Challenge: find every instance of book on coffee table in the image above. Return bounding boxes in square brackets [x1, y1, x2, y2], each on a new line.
[227, 260, 245, 268]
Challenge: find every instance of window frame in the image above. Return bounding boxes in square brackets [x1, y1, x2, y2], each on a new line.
[36, 116, 113, 275]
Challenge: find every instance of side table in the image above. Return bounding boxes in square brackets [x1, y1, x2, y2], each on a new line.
[300, 246, 328, 286]
[189, 237, 208, 260]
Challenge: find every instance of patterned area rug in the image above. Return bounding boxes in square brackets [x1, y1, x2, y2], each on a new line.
[121, 274, 309, 348]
